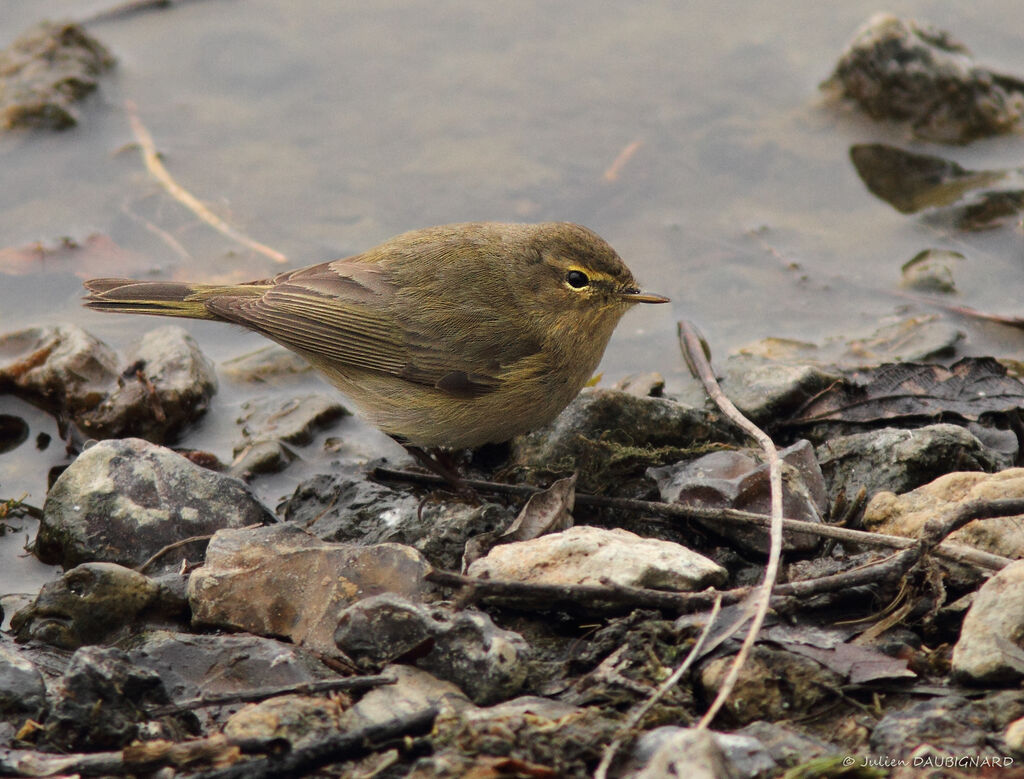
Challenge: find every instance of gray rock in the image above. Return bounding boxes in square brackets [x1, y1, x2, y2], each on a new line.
[0, 21, 114, 131]
[648, 439, 826, 554]
[334, 594, 529, 704]
[0, 324, 118, 417]
[510, 388, 738, 493]
[418, 609, 531, 706]
[823, 13, 1024, 143]
[467, 525, 727, 591]
[735, 721, 834, 766]
[0, 324, 216, 444]
[333, 593, 436, 670]
[280, 472, 422, 543]
[338, 664, 472, 731]
[188, 524, 431, 657]
[718, 358, 842, 428]
[282, 471, 514, 570]
[125, 630, 335, 723]
[229, 393, 348, 478]
[36, 438, 274, 571]
[0, 638, 46, 722]
[901, 249, 963, 294]
[220, 344, 314, 383]
[79, 326, 217, 442]
[624, 727, 740, 779]
[869, 696, 992, 762]
[43, 645, 190, 751]
[815, 423, 999, 506]
[953, 559, 1024, 683]
[10, 562, 187, 649]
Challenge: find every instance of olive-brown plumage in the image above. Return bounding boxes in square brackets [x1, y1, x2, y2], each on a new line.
[84, 222, 668, 449]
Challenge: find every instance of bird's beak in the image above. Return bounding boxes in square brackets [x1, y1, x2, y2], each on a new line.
[619, 288, 670, 304]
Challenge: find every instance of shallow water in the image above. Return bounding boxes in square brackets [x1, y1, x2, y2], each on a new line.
[1, 1, 1023, 595]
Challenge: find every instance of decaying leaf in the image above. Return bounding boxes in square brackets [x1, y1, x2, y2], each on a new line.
[462, 475, 576, 571]
[0, 234, 147, 278]
[788, 358, 1024, 426]
[762, 624, 915, 684]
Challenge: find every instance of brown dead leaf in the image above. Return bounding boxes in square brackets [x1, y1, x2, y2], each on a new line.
[462, 475, 576, 571]
[788, 357, 1024, 426]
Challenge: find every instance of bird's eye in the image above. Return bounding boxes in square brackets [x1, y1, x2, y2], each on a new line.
[566, 270, 589, 289]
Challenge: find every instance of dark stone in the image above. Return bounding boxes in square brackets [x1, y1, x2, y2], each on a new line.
[36, 438, 274, 571]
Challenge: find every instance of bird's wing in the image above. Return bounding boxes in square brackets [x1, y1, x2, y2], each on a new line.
[205, 260, 527, 397]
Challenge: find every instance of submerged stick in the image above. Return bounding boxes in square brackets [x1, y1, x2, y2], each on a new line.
[125, 100, 288, 264]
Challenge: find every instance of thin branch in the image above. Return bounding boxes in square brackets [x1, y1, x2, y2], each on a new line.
[372, 467, 1011, 572]
[677, 321, 784, 729]
[146, 675, 394, 718]
[594, 595, 723, 779]
[124, 100, 288, 264]
[189, 707, 438, 779]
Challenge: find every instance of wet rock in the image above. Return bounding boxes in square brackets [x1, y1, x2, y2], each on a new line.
[0, 638, 46, 722]
[816, 424, 999, 507]
[612, 372, 665, 397]
[10, 562, 187, 649]
[220, 344, 314, 383]
[339, 664, 472, 731]
[509, 388, 738, 493]
[823, 13, 1024, 143]
[735, 720, 834, 766]
[417, 609, 531, 705]
[868, 696, 994, 763]
[901, 249, 963, 293]
[625, 726, 776, 779]
[698, 645, 842, 725]
[334, 594, 529, 705]
[229, 393, 347, 478]
[648, 440, 826, 554]
[849, 143, 1018, 220]
[280, 471, 421, 543]
[1006, 716, 1024, 754]
[36, 438, 274, 571]
[952, 560, 1024, 683]
[282, 471, 514, 570]
[730, 315, 962, 378]
[718, 358, 842, 428]
[0, 324, 118, 417]
[467, 525, 727, 591]
[333, 593, 436, 669]
[864, 469, 1024, 559]
[80, 326, 218, 442]
[224, 694, 343, 750]
[424, 695, 616, 778]
[125, 630, 335, 726]
[0, 21, 115, 131]
[0, 324, 217, 443]
[188, 524, 431, 657]
[43, 645, 192, 751]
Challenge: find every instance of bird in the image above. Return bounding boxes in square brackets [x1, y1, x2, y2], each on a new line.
[84, 222, 668, 471]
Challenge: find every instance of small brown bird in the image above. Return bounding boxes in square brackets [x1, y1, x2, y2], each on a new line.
[84, 222, 668, 457]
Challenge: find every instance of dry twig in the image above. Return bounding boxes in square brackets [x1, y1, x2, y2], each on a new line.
[677, 321, 785, 729]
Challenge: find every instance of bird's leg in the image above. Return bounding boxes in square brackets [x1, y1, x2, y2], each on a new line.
[402, 444, 467, 491]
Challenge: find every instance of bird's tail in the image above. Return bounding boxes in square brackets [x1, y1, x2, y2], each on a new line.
[83, 278, 265, 320]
